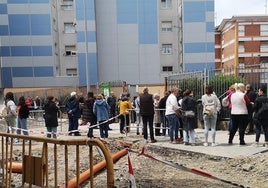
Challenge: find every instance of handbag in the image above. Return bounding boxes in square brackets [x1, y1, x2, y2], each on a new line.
[184, 110, 195, 118]
[221, 96, 229, 107]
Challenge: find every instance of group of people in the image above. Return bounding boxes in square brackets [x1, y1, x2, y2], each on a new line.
[224, 83, 268, 146]
[2, 83, 267, 147]
[2, 92, 60, 140]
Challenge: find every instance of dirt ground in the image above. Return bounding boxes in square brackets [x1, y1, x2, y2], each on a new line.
[1, 119, 268, 188]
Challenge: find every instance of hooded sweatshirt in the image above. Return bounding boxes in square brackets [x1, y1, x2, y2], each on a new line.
[93, 99, 109, 122]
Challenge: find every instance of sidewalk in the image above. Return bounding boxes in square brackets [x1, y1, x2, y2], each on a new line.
[84, 123, 268, 159]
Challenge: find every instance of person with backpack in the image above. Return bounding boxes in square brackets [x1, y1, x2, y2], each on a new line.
[201, 85, 221, 147]
[253, 85, 268, 147]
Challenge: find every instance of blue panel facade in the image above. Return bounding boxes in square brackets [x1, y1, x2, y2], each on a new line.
[31, 14, 51, 35]
[117, 0, 137, 24]
[0, 4, 7, 14]
[2, 67, 13, 88]
[32, 46, 52, 56]
[185, 42, 215, 53]
[13, 67, 33, 77]
[76, 0, 95, 20]
[34, 67, 53, 77]
[0, 26, 9, 35]
[1, 1, 55, 88]
[76, 0, 98, 86]
[9, 15, 30, 35]
[138, 0, 158, 44]
[0, 47, 10, 56]
[183, 0, 215, 72]
[11, 46, 31, 56]
[184, 62, 215, 71]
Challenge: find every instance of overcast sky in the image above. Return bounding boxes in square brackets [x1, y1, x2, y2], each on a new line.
[215, 0, 268, 25]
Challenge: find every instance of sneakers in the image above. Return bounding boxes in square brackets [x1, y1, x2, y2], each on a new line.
[211, 143, 216, 147]
[151, 139, 157, 143]
[203, 142, 208, 147]
[263, 142, 268, 147]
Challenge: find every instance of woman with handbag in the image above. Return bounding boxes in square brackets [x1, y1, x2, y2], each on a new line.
[181, 89, 197, 146]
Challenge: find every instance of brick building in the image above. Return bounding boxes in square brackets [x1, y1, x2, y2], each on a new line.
[215, 16, 268, 71]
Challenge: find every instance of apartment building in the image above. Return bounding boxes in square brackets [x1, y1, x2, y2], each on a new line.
[0, 0, 214, 88]
[215, 16, 268, 69]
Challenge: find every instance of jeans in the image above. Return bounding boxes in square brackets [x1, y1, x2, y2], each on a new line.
[17, 118, 28, 135]
[166, 114, 179, 141]
[136, 113, 142, 133]
[46, 127, 57, 138]
[99, 120, 108, 139]
[255, 121, 268, 142]
[160, 112, 167, 136]
[142, 115, 154, 140]
[203, 114, 217, 143]
[68, 117, 79, 135]
[183, 129, 195, 144]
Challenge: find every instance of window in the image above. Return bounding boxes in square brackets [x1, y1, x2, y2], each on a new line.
[161, 0, 172, 9]
[64, 23, 75, 33]
[66, 68, 77, 76]
[65, 45, 76, 56]
[260, 41, 268, 52]
[62, 0, 73, 10]
[261, 25, 268, 36]
[161, 44, 172, 54]
[162, 66, 173, 72]
[238, 25, 244, 37]
[238, 41, 244, 53]
[161, 21, 172, 32]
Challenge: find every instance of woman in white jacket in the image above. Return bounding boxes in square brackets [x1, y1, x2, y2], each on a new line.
[201, 85, 221, 147]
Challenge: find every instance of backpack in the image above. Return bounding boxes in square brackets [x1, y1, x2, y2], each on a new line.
[257, 101, 268, 120]
[204, 103, 215, 116]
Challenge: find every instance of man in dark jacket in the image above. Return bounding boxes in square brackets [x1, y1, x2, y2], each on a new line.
[253, 85, 268, 147]
[44, 96, 59, 138]
[66, 92, 81, 136]
[139, 87, 157, 143]
[245, 84, 257, 134]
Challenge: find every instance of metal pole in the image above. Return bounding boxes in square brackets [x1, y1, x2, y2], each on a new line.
[84, 0, 90, 92]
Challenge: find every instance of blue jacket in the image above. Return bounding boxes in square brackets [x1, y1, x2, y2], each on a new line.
[66, 97, 81, 118]
[93, 99, 109, 122]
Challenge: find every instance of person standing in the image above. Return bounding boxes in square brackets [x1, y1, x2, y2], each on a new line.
[201, 85, 221, 147]
[15, 96, 30, 143]
[181, 89, 197, 146]
[253, 85, 268, 147]
[159, 91, 169, 136]
[118, 94, 132, 134]
[153, 93, 161, 136]
[93, 94, 110, 140]
[139, 87, 157, 143]
[66, 92, 81, 136]
[4, 92, 17, 134]
[165, 88, 180, 144]
[245, 84, 257, 135]
[107, 91, 117, 129]
[134, 95, 142, 135]
[81, 92, 97, 138]
[43, 96, 59, 138]
[228, 83, 251, 145]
